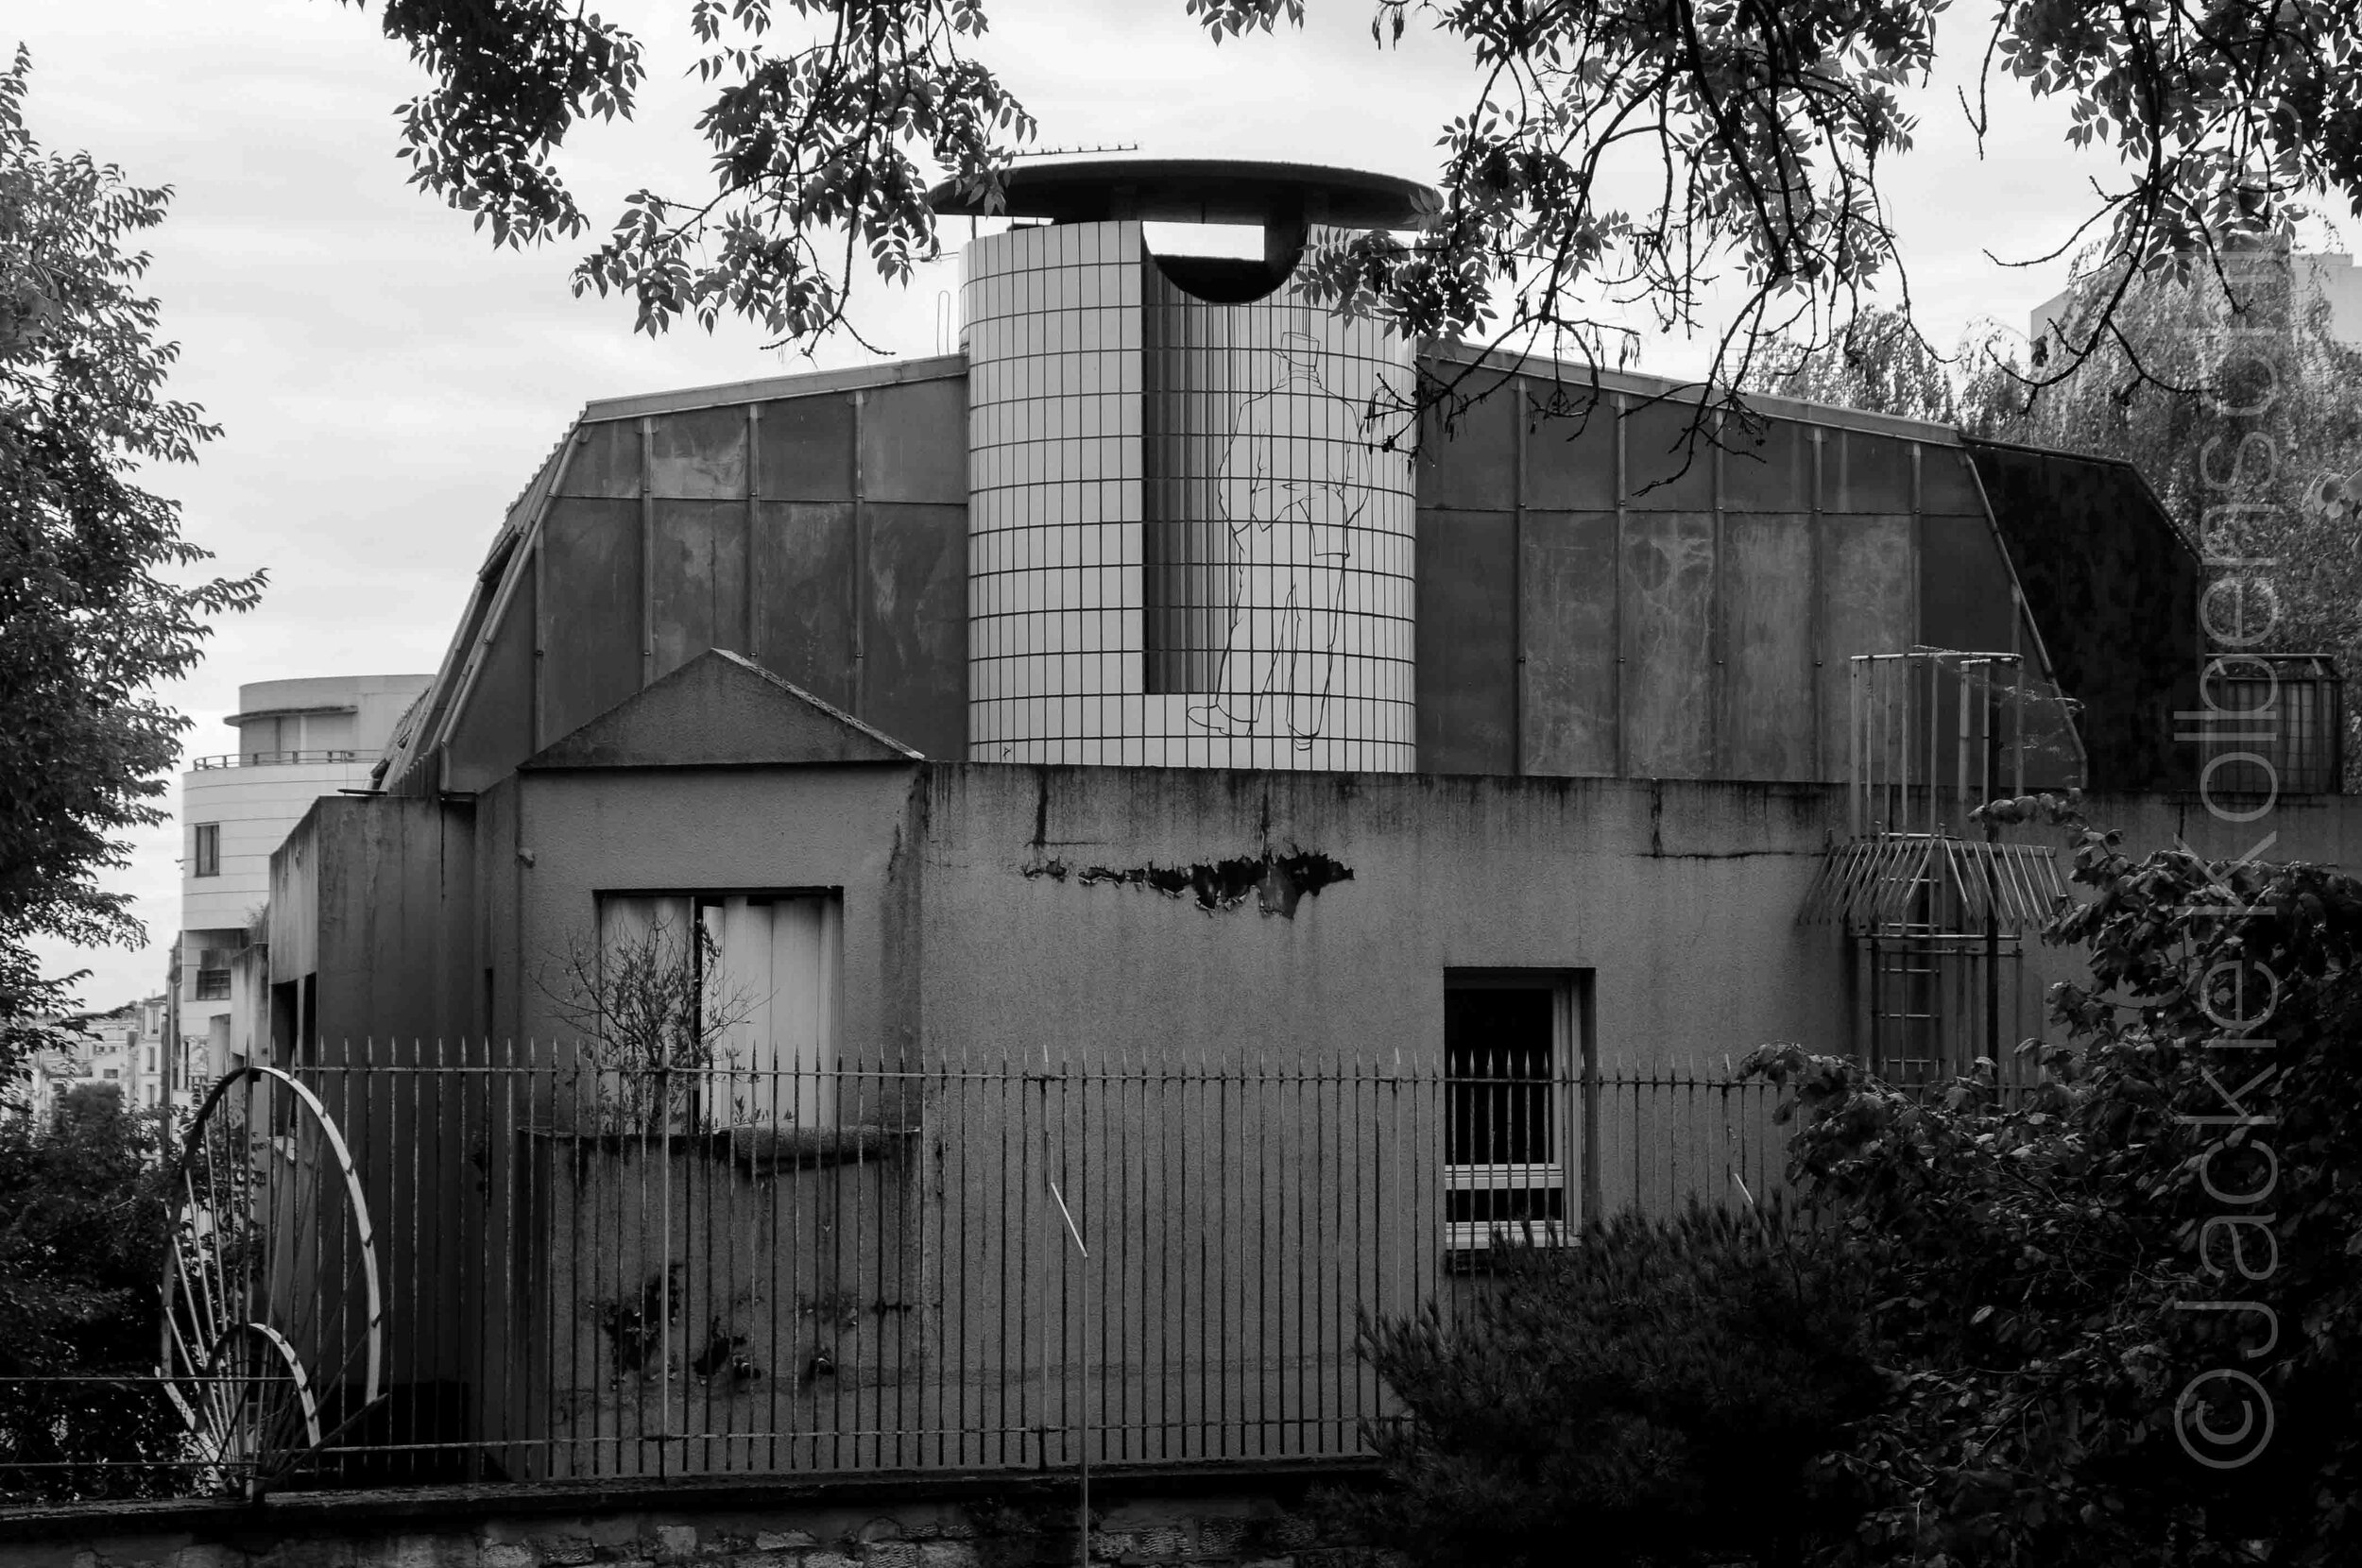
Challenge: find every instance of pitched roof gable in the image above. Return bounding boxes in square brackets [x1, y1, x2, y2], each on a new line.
[524, 649, 924, 771]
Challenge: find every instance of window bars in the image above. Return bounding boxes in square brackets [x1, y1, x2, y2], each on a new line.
[2191, 653, 2346, 797]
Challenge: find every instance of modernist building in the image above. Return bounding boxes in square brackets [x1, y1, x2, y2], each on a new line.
[174, 673, 431, 1097]
[233, 161, 2356, 1484]
[273, 157, 2331, 1059]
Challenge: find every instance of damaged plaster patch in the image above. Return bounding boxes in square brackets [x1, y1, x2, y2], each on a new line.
[1024, 847, 1353, 917]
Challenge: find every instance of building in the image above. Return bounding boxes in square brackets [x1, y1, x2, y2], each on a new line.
[225, 160, 2355, 1484]
[12, 995, 169, 1119]
[2031, 247, 2362, 350]
[172, 673, 431, 1101]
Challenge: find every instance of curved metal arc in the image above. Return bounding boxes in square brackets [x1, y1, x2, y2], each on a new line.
[203, 1320, 325, 1468]
[159, 1064, 385, 1477]
[171, 1064, 385, 1406]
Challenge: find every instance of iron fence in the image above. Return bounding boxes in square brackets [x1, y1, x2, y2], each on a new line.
[3, 1048, 1790, 1501]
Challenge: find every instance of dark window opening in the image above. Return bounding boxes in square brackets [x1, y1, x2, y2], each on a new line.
[194, 823, 220, 878]
[1444, 976, 1576, 1251]
[1446, 984, 1557, 1166]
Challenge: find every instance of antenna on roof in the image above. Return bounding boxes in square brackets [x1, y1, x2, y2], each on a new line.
[1011, 143, 1140, 160]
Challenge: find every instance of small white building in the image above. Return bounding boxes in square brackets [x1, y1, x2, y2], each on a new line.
[173, 673, 431, 1095]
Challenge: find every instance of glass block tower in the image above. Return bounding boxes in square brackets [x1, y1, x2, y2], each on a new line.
[943, 161, 1429, 771]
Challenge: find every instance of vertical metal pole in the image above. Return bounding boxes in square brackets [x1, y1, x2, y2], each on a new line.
[1926, 655, 1939, 837]
[1613, 395, 1629, 777]
[2012, 653, 2026, 797]
[1048, 1178, 1088, 1568]
[1848, 658, 1861, 838]
[640, 418, 656, 687]
[1957, 659, 1972, 833]
[1512, 394, 1527, 775]
[851, 389, 868, 716]
[746, 403, 763, 664]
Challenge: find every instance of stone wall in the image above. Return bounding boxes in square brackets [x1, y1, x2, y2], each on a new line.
[0, 1465, 1394, 1568]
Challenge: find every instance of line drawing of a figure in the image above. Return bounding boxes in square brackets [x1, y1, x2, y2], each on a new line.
[1185, 330, 1378, 748]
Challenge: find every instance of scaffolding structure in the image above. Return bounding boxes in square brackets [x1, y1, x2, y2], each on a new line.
[1802, 652, 2071, 1091]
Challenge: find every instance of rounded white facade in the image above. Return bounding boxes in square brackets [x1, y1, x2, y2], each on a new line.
[180, 759, 382, 932]
[963, 219, 1416, 771]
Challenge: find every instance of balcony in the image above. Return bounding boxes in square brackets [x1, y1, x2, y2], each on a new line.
[189, 749, 363, 770]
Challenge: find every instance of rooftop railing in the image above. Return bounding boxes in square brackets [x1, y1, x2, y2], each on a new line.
[189, 750, 364, 771]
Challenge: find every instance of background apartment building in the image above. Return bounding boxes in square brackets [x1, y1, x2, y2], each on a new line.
[171, 673, 430, 1099]
[14, 995, 169, 1119]
[2030, 247, 2362, 349]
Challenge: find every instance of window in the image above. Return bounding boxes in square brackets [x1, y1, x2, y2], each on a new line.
[103, 1068, 119, 1080]
[593, 892, 843, 1127]
[194, 948, 231, 1001]
[193, 823, 220, 878]
[1445, 973, 1582, 1252]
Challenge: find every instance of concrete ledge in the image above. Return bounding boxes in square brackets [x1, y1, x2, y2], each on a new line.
[0, 1457, 1384, 1545]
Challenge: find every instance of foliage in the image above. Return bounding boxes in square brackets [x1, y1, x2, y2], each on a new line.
[535, 912, 758, 1133]
[1743, 310, 2028, 439]
[1342, 803, 2362, 1566]
[1738, 801, 2362, 1567]
[2009, 253, 2362, 701]
[1335, 1201, 1886, 1568]
[345, 2, 2362, 400]
[0, 47, 264, 1080]
[0, 1082, 180, 1501]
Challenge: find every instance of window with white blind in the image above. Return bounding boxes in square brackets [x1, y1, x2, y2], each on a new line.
[593, 891, 843, 1127]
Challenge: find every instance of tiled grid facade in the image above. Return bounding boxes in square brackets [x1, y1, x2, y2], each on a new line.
[964, 220, 1416, 771]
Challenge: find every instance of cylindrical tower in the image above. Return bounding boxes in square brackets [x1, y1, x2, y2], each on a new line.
[942, 161, 1429, 771]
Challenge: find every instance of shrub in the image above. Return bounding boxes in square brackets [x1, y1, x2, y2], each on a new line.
[1742, 810, 2362, 1566]
[1336, 1200, 1885, 1568]
[0, 1082, 180, 1500]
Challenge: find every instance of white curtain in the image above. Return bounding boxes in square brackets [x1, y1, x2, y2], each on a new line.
[702, 895, 841, 1127]
[596, 895, 694, 975]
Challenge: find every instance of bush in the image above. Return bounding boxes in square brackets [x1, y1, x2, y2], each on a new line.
[0, 1082, 181, 1501]
[1741, 813, 2362, 1566]
[1341, 811, 2362, 1568]
[1335, 1200, 1885, 1568]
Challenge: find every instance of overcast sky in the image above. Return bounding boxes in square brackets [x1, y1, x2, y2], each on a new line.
[18, 0, 2117, 1009]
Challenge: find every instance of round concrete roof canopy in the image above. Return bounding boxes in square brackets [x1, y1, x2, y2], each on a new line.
[927, 158, 1438, 230]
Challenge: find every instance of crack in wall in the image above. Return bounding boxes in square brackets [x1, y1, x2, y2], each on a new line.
[1023, 846, 1353, 917]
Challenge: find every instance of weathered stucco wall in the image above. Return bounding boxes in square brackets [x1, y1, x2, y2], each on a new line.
[270, 794, 479, 1055]
[294, 754, 2362, 1076]
[915, 765, 1846, 1070]
[502, 765, 926, 1056]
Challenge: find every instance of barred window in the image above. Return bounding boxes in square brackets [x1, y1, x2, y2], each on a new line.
[1445, 975, 1580, 1251]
